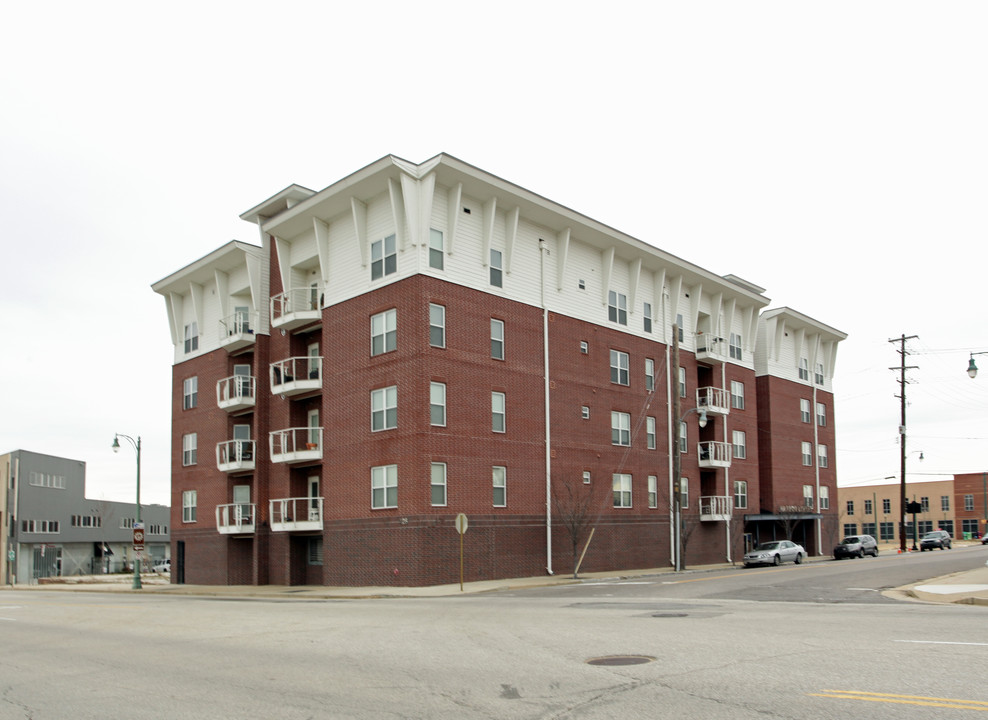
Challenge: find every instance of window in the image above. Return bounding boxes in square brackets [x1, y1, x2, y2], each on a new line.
[183, 322, 198, 354]
[843, 523, 857, 536]
[371, 309, 397, 356]
[491, 319, 504, 360]
[308, 538, 324, 566]
[182, 490, 197, 523]
[371, 465, 398, 509]
[582, 471, 591, 485]
[676, 314, 684, 342]
[183, 377, 198, 410]
[803, 485, 814, 508]
[643, 302, 652, 333]
[645, 359, 655, 392]
[962, 518, 979, 534]
[492, 391, 506, 433]
[820, 486, 830, 510]
[648, 476, 658, 508]
[731, 381, 745, 410]
[883, 498, 891, 514]
[815, 362, 825, 385]
[965, 494, 974, 511]
[917, 520, 933, 534]
[429, 303, 445, 348]
[610, 349, 629, 385]
[371, 386, 398, 431]
[864, 499, 873, 515]
[371, 234, 397, 280]
[29, 473, 66, 489]
[941, 495, 950, 512]
[430, 382, 446, 426]
[431, 463, 447, 506]
[580, 341, 589, 354]
[920, 496, 929, 513]
[940, 520, 954, 535]
[612, 473, 632, 508]
[801, 442, 813, 466]
[729, 333, 742, 360]
[647, 417, 656, 450]
[817, 445, 828, 468]
[679, 478, 689, 508]
[611, 411, 631, 446]
[490, 248, 503, 287]
[182, 433, 197, 466]
[879, 521, 895, 540]
[799, 357, 809, 381]
[581, 406, 590, 420]
[846, 500, 855, 516]
[429, 229, 444, 270]
[608, 290, 627, 325]
[679, 421, 687, 453]
[800, 399, 811, 423]
[733, 431, 746, 459]
[21, 520, 60, 533]
[734, 480, 748, 509]
[861, 522, 876, 537]
[817, 403, 827, 427]
[679, 367, 686, 398]
[493, 466, 506, 507]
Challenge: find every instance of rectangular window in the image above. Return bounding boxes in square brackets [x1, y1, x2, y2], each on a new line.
[917, 520, 933, 534]
[818, 445, 828, 468]
[732, 430, 746, 459]
[491, 318, 504, 360]
[729, 333, 742, 360]
[647, 417, 656, 450]
[610, 349, 629, 385]
[920, 496, 930, 513]
[883, 498, 891, 514]
[183, 322, 198, 354]
[817, 403, 827, 427]
[580, 340, 589, 354]
[429, 303, 445, 348]
[679, 477, 689, 508]
[799, 358, 809, 381]
[182, 433, 197, 466]
[800, 398, 811, 423]
[846, 500, 855, 516]
[583, 470, 591, 484]
[879, 521, 895, 540]
[803, 485, 814, 508]
[815, 362, 825, 385]
[645, 358, 655, 392]
[679, 367, 686, 398]
[941, 495, 950, 512]
[734, 480, 748, 509]
[643, 302, 652, 333]
[731, 381, 745, 410]
[679, 420, 687, 453]
[965, 494, 974, 511]
[611, 411, 631, 446]
[843, 523, 857, 536]
[801, 442, 813, 466]
[490, 248, 503, 287]
[612, 473, 632, 508]
[183, 377, 198, 410]
[182, 490, 197, 523]
[492, 391, 506, 433]
[371, 386, 398, 431]
[371, 234, 397, 280]
[493, 466, 506, 507]
[962, 518, 979, 534]
[820, 486, 830, 510]
[429, 228, 444, 270]
[607, 290, 628, 325]
[371, 309, 397, 356]
[864, 499, 873, 515]
[430, 382, 446, 426]
[371, 465, 398, 509]
[861, 522, 876, 537]
[648, 475, 658, 508]
[308, 538, 324, 566]
[430, 463, 447, 506]
[581, 406, 590, 420]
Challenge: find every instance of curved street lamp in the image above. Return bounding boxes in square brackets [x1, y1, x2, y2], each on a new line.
[112, 433, 142, 590]
[967, 351, 988, 379]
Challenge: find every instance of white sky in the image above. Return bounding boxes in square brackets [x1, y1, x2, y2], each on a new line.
[2, 1, 986, 506]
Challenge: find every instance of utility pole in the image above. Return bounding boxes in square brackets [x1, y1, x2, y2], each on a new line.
[889, 334, 918, 553]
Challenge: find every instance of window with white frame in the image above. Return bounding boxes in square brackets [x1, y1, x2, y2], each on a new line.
[816, 402, 826, 427]
[607, 290, 627, 325]
[733, 430, 746, 459]
[820, 486, 830, 510]
[493, 466, 506, 507]
[801, 442, 813, 466]
[429, 303, 445, 348]
[846, 500, 854, 515]
[490, 248, 503, 287]
[679, 367, 686, 398]
[612, 473, 632, 508]
[647, 417, 656, 450]
[643, 302, 652, 333]
[734, 480, 748, 509]
[920, 496, 929, 513]
[941, 495, 950, 512]
[183, 376, 198, 410]
[371, 386, 398, 431]
[429, 229, 444, 270]
[430, 382, 446, 426]
[182, 490, 197, 523]
[800, 398, 811, 423]
[648, 475, 658, 508]
[729, 333, 742, 360]
[731, 380, 745, 410]
[864, 499, 873, 514]
[583, 470, 591, 484]
[679, 477, 689, 508]
[371, 234, 397, 280]
[611, 411, 631, 446]
[580, 340, 589, 354]
[371, 465, 398, 509]
[430, 463, 447, 506]
[803, 484, 814, 508]
[645, 358, 655, 392]
[371, 309, 397, 356]
[815, 362, 825, 385]
[610, 349, 629, 385]
[799, 357, 809, 381]
[817, 445, 828, 468]
[491, 318, 504, 360]
[182, 433, 197, 466]
[965, 494, 975, 511]
[581, 406, 590, 420]
[883, 498, 891, 513]
[492, 391, 506, 433]
[679, 421, 687, 453]
[184, 322, 198, 354]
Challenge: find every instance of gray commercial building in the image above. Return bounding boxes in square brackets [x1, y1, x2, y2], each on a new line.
[1, 450, 169, 584]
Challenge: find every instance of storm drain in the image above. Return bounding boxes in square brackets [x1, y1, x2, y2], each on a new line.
[586, 655, 655, 667]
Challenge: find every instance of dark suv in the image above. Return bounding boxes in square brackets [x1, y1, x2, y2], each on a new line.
[919, 530, 952, 550]
[833, 534, 879, 559]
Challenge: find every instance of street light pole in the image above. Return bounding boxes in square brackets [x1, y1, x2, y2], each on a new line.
[112, 433, 142, 590]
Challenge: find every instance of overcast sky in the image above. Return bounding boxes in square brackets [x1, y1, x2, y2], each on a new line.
[2, 1, 986, 506]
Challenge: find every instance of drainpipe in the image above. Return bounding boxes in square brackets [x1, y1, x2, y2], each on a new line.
[813, 382, 821, 554]
[722, 362, 731, 564]
[540, 239, 553, 575]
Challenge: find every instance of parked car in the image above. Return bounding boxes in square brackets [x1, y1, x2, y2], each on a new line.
[982, 534, 988, 545]
[743, 540, 805, 567]
[833, 534, 879, 559]
[919, 530, 952, 551]
[152, 558, 171, 573]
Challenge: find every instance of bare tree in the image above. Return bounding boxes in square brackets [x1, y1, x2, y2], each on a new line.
[552, 480, 597, 579]
[678, 512, 701, 570]
[775, 504, 810, 543]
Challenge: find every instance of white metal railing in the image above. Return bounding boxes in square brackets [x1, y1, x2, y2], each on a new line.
[271, 287, 321, 327]
[270, 356, 322, 395]
[700, 495, 733, 520]
[696, 386, 731, 415]
[217, 375, 256, 409]
[219, 310, 258, 338]
[216, 503, 256, 534]
[695, 334, 729, 363]
[269, 497, 324, 532]
[216, 440, 256, 470]
[698, 441, 733, 467]
[269, 427, 323, 463]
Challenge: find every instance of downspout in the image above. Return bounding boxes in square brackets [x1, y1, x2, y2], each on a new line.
[813, 382, 821, 555]
[540, 239, 553, 575]
[722, 362, 731, 564]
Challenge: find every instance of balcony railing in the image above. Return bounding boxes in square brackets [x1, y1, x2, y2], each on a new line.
[216, 440, 256, 473]
[698, 441, 732, 469]
[270, 356, 322, 397]
[218, 310, 258, 352]
[696, 386, 731, 417]
[270, 427, 323, 464]
[270, 497, 324, 533]
[695, 334, 729, 364]
[271, 287, 321, 331]
[700, 495, 733, 522]
[216, 503, 255, 535]
[217, 375, 256, 412]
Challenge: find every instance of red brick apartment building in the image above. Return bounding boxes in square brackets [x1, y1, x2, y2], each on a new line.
[152, 154, 846, 586]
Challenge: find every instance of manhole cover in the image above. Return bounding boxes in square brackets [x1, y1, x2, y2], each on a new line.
[586, 655, 655, 666]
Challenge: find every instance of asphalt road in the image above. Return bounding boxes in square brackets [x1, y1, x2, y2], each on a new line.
[2, 547, 987, 719]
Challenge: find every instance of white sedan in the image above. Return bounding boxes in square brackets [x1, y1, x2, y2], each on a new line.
[743, 540, 805, 567]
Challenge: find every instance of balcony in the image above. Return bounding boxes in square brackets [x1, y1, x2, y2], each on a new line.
[270, 356, 322, 397]
[270, 497, 324, 533]
[700, 495, 733, 522]
[218, 310, 258, 352]
[270, 427, 323, 464]
[271, 288, 321, 331]
[698, 441, 732, 469]
[695, 334, 729, 364]
[216, 440, 256, 473]
[216, 503, 255, 535]
[217, 375, 256, 412]
[696, 386, 731, 417]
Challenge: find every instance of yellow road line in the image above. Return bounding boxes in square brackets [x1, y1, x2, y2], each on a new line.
[811, 689, 988, 711]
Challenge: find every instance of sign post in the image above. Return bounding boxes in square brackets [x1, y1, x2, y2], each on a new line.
[454, 513, 468, 591]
